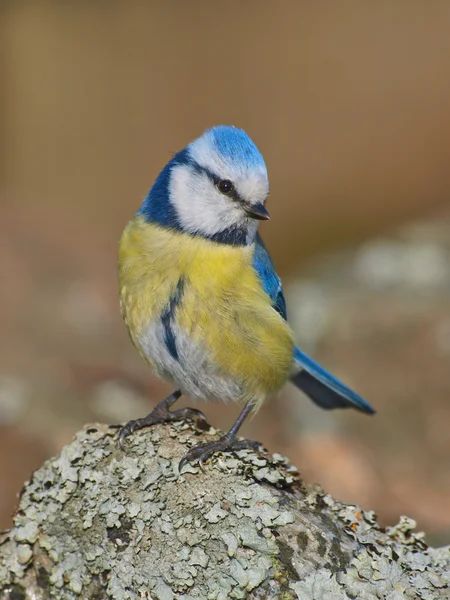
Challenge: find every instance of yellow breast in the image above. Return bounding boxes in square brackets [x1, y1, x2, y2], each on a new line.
[119, 216, 294, 403]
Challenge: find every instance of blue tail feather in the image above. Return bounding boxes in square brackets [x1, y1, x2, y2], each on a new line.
[291, 346, 375, 414]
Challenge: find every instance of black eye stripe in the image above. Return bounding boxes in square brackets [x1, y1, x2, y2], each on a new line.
[214, 177, 241, 202]
[187, 160, 243, 202]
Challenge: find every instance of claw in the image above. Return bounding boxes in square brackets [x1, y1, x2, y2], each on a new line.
[178, 455, 191, 474]
[175, 407, 208, 423]
[178, 436, 262, 473]
[178, 445, 207, 473]
[117, 390, 207, 450]
[118, 430, 127, 450]
[198, 455, 207, 472]
[118, 418, 148, 449]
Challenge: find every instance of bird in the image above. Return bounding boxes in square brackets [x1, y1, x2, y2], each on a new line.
[118, 125, 375, 469]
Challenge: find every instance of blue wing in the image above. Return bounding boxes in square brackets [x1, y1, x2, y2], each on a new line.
[252, 234, 374, 414]
[292, 346, 375, 413]
[252, 233, 287, 320]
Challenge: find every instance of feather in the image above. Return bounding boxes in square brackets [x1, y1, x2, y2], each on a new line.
[252, 234, 287, 320]
[250, 235, 374, 414]
[291, 346, 375, 413]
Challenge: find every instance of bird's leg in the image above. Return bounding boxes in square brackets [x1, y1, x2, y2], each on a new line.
[179, 400, 261, 471]
[118, 390, 207, 448]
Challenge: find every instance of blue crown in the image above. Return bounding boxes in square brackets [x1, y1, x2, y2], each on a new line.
[208, 125, 266, 170]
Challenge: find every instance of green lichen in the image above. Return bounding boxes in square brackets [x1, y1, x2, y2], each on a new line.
[0, 421, 449, 600]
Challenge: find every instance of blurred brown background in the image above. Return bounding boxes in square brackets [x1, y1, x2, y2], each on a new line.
[1, 1, 450, 544]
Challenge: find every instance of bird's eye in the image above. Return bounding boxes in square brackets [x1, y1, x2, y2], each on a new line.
[216, 179, 234, 196]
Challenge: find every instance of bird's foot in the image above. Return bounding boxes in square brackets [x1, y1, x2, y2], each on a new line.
[118, 401, 207, 449]
[179, 436, 261, 472]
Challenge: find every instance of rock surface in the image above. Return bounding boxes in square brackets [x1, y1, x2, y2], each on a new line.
[0, 421, 449, 599]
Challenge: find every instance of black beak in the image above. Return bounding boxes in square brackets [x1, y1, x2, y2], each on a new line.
[244, 201, 270, 220]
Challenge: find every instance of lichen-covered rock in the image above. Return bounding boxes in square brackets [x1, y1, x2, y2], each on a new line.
[0, 421, 449, 599]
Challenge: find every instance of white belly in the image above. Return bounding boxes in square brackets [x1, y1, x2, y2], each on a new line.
[137, 318, 244, 402]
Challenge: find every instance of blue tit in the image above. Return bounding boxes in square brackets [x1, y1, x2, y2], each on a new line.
[118, 125, 374, 469]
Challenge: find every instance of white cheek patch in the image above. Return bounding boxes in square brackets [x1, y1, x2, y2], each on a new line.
[169, 165, 243, 236]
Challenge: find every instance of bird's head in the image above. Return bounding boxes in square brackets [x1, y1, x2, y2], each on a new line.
[138, 125, 269, 245]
